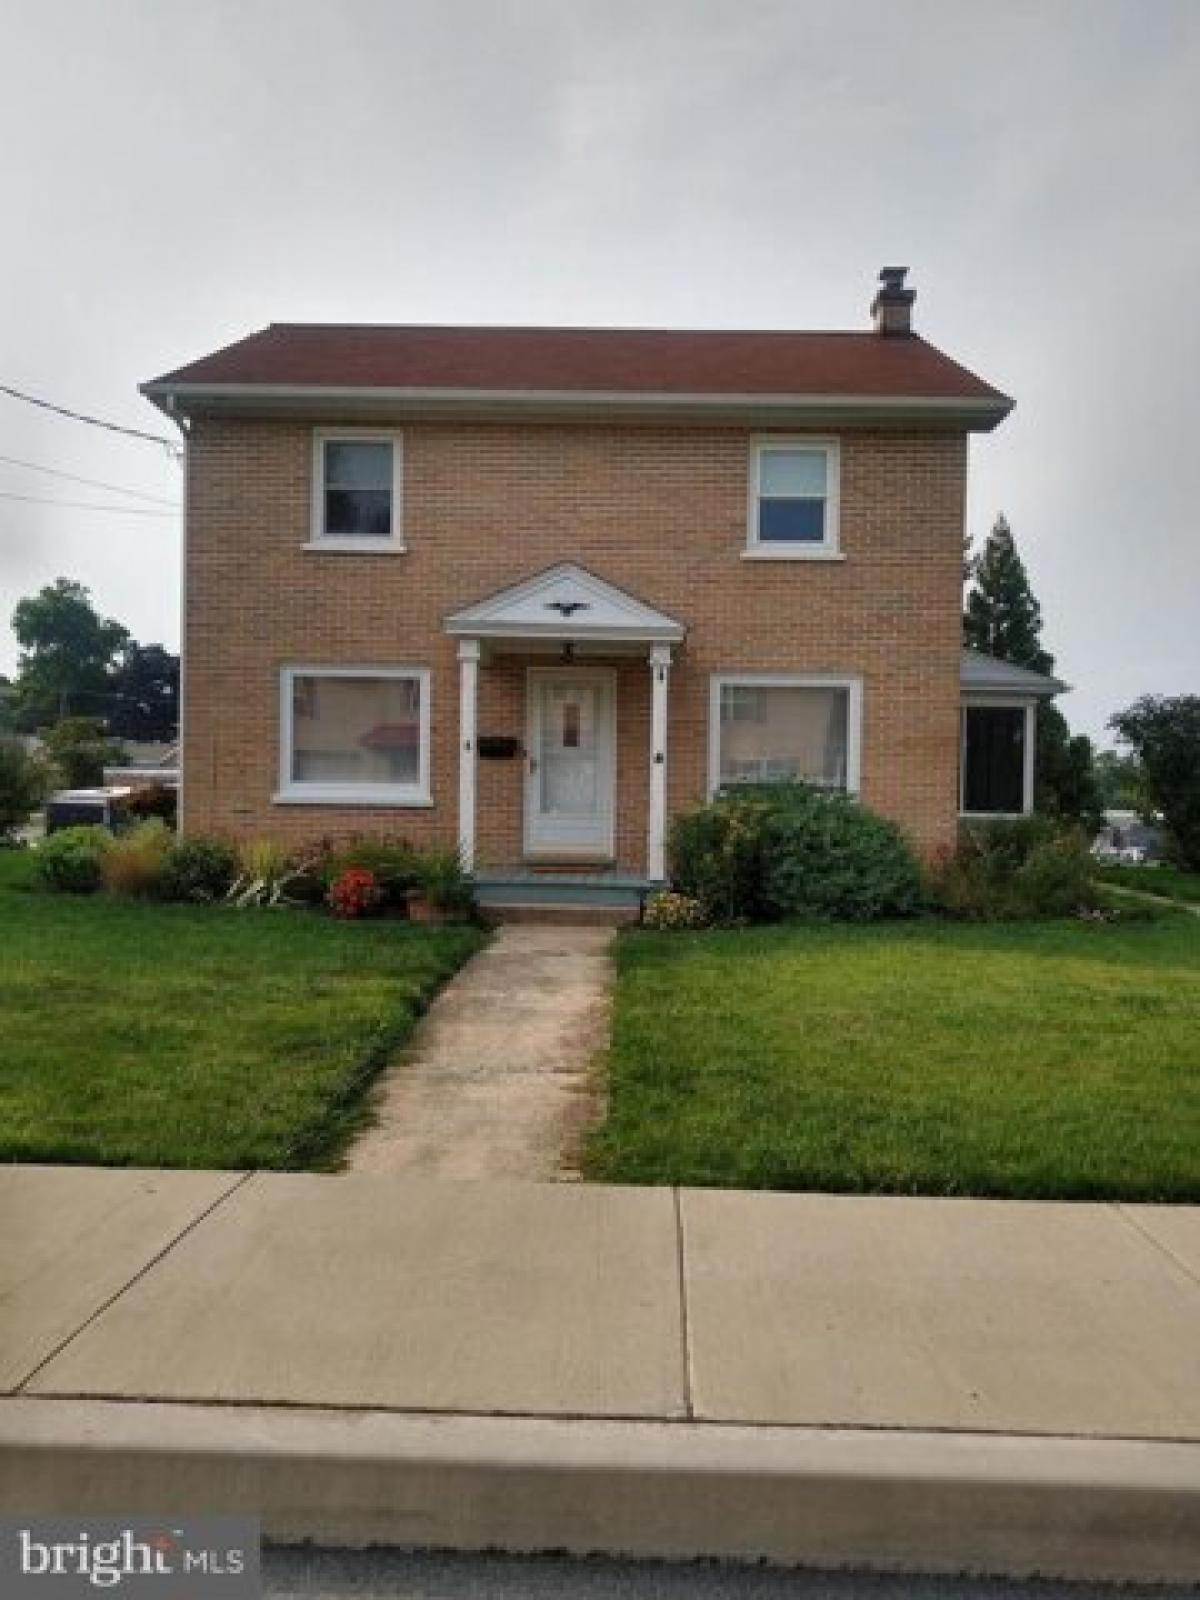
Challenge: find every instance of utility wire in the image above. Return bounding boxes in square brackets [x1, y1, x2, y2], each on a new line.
[0, 381, 176, 447]
[0, 452, 177, 507]
[0, 489, 178, 517]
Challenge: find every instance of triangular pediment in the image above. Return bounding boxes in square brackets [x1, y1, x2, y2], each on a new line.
[446, 563, 685, 642]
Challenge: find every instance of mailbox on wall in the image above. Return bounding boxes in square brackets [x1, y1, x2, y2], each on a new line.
[477, 735, 521, 760]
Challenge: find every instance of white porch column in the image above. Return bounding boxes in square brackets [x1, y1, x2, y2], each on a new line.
[648, 643, 672, 881]
[457, 638, 481, 871]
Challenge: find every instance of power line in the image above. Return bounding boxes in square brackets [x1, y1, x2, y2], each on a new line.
[0, 452, 177, 507]
[0, 489, 178, 517]
[0, 381, 177, 447]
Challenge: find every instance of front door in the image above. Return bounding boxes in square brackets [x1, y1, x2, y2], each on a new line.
[525, 669, 616, 858]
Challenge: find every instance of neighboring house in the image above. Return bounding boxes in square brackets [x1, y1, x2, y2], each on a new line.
[142, 268, 1064, 910]
[1093, 810, 1163, 863]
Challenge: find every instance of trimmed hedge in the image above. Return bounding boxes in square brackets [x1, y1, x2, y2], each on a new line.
[668, 783, 923, 924]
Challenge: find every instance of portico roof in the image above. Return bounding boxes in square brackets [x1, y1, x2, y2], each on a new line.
[445, 563, 686, 645]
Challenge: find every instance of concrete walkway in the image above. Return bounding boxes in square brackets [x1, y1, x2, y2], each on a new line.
[347, 925, 613, 1180]
[3, 1169, 1199, 1581]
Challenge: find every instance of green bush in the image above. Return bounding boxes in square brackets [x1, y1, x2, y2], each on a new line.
[668, 790, 776, 923]
[413, 845, 473, 913]
[0, 740, 48, 840]
[100, 819, 173, 898]
[160, 835, 239, 903]
[928, 817, 1098, 919]
[764, 791, 924, 921]
[35, 825, 112, 893]
[668, 783, 922, 924]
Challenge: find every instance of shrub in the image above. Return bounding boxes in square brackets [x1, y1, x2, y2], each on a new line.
[643, 890, 708, 930]
[34, 825, 112, 893]
[160, 835, 239, 903]
[0, 739, 48, 840]
[763, 791, 923, 921]
[324, 839, 419, 909]
[928, 817, 1098, 919]
[668, 790, 776, 923]
[100, 819, 173, 898]
[668, 783, 922, 924]
[413, 846, 473, 913]
[121, 782, 178, 828]
[327, 867, 383, 919]
[228, 839, 314, 909]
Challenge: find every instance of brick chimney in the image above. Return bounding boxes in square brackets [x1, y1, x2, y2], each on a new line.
[871, 266, 915, 335]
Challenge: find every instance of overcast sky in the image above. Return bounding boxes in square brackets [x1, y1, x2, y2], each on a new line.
[2, 0, 1197, 742]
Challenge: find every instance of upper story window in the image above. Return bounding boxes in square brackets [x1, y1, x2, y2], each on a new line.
[746, 438, 841, 560]
[308, 430, 403, 551]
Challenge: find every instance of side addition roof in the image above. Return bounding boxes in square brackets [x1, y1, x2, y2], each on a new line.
[961, 649, 1068, 697]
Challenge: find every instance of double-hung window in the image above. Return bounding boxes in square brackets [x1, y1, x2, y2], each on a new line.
[710, 675, 862, 795]
[309, 430, 403, 549]
[278, 666, 431, 805]
[747, 438, 841, 558]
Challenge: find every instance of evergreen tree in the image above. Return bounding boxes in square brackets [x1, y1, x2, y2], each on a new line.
[964, 515, 1102, 832]
[963, 515, 1053, 673]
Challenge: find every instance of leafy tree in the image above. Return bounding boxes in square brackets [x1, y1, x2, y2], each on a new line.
[106, 643, 179, 742]
[0, 739, 49, 838]
[1093, 748, 1143, 810]
[1109, 696, 1200, 869]
[964, 514, 1101, 830]
[42, 716, 127, 790]
[10, 579, 129, 732]
[1035, 706, 1103, 835]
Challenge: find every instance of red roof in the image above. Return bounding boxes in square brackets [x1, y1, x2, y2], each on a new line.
[145, 323, 1007, 405]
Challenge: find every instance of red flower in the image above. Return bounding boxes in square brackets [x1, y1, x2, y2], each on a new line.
[327, 867, 382, 919]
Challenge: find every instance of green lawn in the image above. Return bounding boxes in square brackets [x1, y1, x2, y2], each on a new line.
[0, 849, 484, 1168]
[587, 913, 1200, 1200]
[1095, 860, 1200, 904]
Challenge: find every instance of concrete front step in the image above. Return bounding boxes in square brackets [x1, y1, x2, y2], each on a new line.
[4, 1399, 1199, 1583]
[479, 901, 639, 927]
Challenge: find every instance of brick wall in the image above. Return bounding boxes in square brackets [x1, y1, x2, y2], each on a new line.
[182, 418, 967, 864]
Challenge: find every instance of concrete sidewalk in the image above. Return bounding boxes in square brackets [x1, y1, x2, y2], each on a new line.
[2, 1167, 1199, 1580]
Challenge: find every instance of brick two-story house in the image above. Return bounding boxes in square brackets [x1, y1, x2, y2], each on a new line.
[143, 269, 1063, 913]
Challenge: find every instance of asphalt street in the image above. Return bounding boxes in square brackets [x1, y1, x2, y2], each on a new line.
[263, 1547, 1199, 1599]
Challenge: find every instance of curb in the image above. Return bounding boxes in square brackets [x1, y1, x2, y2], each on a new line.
[2, 1399, 1199, 1583]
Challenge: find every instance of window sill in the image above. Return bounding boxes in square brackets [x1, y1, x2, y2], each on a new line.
[302, 539, 407, 554]
[741, 547, 845, 562]
[959, 810, 1031, 821]
[273, 789, 433, 808]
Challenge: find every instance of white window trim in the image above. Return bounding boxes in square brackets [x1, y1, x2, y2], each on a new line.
[958, 695, 1036, 819]
[708, 672, 863, 798]
[744, 436, 843, 561]
[275, 664, 432, 807]
[306, 427, 405, 552]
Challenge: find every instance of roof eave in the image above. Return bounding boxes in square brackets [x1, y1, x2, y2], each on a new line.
[140, 381, 1013, 433]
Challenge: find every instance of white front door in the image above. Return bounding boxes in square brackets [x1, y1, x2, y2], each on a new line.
[525, 669, 616, 858]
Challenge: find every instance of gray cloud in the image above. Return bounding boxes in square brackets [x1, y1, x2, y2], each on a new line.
[1, 0, 1197, 737]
